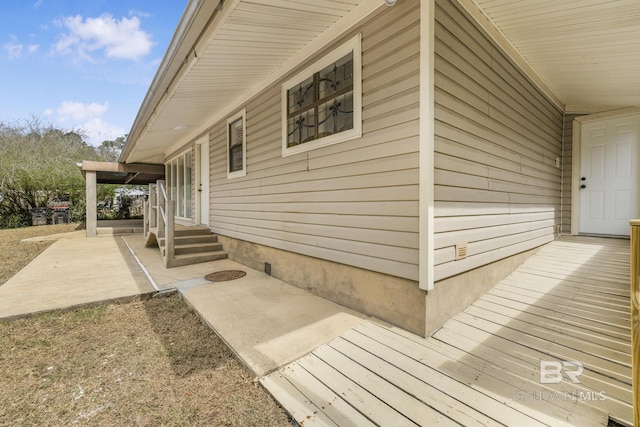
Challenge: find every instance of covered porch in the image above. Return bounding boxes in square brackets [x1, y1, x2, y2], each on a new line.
[78, 161, 165, 237]
[261, 236, 634, 426]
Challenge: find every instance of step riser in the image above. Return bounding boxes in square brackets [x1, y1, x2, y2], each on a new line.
[175, 244, 223, 256]
[159, 236, 218, 247]
[168, 252, 228, 267]
[161, 244, 223, 255]
[175, 229, 213, 237]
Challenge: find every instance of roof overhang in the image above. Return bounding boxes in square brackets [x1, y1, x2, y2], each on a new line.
[78, 161, 165, 185]
[121, 0, 384, 164]
[122, 0, 640, 165]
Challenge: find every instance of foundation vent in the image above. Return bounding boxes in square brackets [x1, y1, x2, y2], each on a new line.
[455, 243, 468, 260]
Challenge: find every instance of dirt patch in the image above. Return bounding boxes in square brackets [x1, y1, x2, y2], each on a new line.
[0, 223, 81, 287]
[0, 296, 291, 426]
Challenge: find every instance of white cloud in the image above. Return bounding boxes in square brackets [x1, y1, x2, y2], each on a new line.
[5, 41, 22, 59]
[80, 117, 126, 145]
[57, 100, 109, 121]
[47, 100, 125, 146]
[4, 36, 40, 59]
[129, 9, 151, 19]
[55, 13, 154, 62]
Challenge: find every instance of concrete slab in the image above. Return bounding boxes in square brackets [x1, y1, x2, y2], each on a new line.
[180, 272, 368, 377]
[122, 234, 368, 377]
[0, 233, 154, 319]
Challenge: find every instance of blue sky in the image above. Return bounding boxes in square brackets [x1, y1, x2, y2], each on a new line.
[0, 0, 186, 145]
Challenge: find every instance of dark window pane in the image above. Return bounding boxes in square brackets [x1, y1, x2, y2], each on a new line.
[319, 52, 353, 100]
[229, 116, 244, 173]
[287, 110, 316, 147]
[229, 145, 243, 172]
[288, 76, 314, 115]
[318, 91, 354, 137]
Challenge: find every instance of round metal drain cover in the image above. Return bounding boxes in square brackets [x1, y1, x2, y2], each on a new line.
[204, 270, 247, 282]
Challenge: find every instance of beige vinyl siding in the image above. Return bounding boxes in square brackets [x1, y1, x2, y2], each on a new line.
[433, 0, 563, 281]
[208, 0, 421, 281]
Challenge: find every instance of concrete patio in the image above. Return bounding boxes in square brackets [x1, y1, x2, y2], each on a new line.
[0, 231, 154, 319]
[0, 230, 368, 377]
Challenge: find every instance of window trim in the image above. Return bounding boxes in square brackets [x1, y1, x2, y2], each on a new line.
[226, 108, 247, 179]
[281, 34, 362, 157]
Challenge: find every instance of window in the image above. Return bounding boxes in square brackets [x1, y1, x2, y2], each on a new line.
[282, 35, 362, 156]
[165, 149, 193, 219]
[227, 109, 246, 178]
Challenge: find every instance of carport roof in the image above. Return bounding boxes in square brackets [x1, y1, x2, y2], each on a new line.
[78, 161, 165, 185]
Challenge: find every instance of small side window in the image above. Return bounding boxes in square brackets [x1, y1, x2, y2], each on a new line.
[227, 109, 246, 179]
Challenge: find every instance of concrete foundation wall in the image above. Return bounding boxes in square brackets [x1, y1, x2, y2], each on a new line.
[218, 235, 427, 336]
[425, 246, 538, 336]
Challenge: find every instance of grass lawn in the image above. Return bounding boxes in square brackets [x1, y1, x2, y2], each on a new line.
[0, 225, 291, 426]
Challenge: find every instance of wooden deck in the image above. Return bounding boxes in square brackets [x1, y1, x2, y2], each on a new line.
[261, 236, 633, 426]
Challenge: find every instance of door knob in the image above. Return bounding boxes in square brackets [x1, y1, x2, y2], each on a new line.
[581, 177, 586, 181]
[580, 184, 586, 189]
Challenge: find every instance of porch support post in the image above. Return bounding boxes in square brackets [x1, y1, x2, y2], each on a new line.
[419, 0, 435, 291]
[85, 170, 97, 237]
[631, 220, 640, 427]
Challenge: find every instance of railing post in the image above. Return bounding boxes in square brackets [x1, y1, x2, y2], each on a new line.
[143, 199, 149, 238]
[149, 183, 157, 230]
[165, 200, 175, 267]
[631, 220, 640, 427]
[156, 180, 165, 237]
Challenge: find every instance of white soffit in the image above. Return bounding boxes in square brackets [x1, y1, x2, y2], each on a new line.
[470, 0, 640, 113]
[127, 0, 370, 163]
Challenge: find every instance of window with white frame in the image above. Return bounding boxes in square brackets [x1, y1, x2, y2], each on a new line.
[165, 149, 192, 219]
[227, 109, 246, 179]
[282, 35, 362, 157]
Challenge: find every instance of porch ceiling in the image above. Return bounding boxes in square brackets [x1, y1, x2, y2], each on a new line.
[467, 0, 640, 112]
[123, 0, 640, 164]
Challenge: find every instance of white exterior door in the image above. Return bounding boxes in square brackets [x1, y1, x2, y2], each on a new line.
[579, 114, 640, 236]
[198, 140, 210, 226]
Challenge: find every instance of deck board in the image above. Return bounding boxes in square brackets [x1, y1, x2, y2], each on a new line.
[261, 236, 633, 426]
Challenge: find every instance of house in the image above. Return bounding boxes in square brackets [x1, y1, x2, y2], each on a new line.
[114, 0, 639, 342]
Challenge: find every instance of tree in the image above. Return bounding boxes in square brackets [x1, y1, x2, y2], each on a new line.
[96, 136, 126, 162]
[0, 117, 99, 228]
